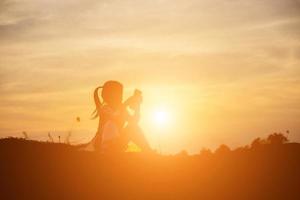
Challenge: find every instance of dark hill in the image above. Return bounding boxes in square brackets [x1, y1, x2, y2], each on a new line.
[0, 137, 300, 200]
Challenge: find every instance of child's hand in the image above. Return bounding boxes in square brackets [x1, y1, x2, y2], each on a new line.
[133, 89, 142, 103]
[125, 89, 142, 111]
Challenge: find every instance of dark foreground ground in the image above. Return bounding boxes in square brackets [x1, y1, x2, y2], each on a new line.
[0, 137, 300, 200]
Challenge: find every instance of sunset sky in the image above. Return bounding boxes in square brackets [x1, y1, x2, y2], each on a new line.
[1, 0, 300, 153]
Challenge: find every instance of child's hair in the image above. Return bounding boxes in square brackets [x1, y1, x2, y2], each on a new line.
[91, 81, 123, 119]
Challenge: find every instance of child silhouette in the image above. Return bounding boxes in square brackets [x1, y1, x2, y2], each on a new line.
[90, 80, 151, 153]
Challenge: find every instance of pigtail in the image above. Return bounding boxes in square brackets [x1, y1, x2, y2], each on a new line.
[91, 86, 103, 119]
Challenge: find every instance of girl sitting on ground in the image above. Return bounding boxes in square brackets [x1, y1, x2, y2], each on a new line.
[90, 80, 151, 153]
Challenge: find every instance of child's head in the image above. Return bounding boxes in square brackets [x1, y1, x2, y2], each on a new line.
[101, 80, 123, 108]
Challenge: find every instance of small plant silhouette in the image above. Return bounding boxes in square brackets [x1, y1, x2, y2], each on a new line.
[251, 137, 266, 148]
[65, 131, 72, 144]
[215, 144, 231, 154]
[200, 148, 213, 156]
[22, 131, 28, 140]
[48, 132, 54, 142]
[267, 132, 288, 145]
[65, 116, 81, 144]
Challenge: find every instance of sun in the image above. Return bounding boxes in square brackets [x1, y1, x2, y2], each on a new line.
[152, 108, 171, 127]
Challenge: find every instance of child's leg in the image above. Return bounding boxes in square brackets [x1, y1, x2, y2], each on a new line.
[122, 124, 151, 152]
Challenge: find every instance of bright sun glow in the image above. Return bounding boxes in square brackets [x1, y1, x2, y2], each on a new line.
[153, 109, 171, 127]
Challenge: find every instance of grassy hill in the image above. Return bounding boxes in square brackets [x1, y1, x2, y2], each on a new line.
[0, 136, 299, 200]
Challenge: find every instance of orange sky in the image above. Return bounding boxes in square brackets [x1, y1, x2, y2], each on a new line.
[1, 0, 300, 153]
